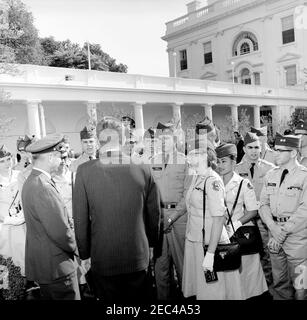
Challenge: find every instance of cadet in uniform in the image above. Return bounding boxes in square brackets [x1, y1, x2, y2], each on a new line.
[250, 126, 275, 164]
[235, 132, 276, 292]
[22, 134, 80, 300]
[216, 143, 268, 299]
[151, 121, 188, 300]
[294, 119, 307, 167]
[70, 126, 97, 173]
[260, 133, 307, 300]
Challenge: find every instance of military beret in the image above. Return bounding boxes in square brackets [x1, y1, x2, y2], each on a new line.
[294, 119, 307, 135]
[250, 126, 267, 137]
[16, 135, 36, 152]
[156, 121, 175, 131]
[26, 133, 66, 154]
[215, 143, 237, 158]
[196, 116, 215, 134]
[275, 132, 301, 149]
[80, 126, 96, 140]
[244, 132, 259, 146]
[0, 145, 11, 158]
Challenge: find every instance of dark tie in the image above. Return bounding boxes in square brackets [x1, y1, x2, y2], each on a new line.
[279, 169, 289, 186]
[250, 163, 256, 179]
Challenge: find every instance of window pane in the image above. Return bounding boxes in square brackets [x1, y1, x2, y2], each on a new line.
[254, 72, 260, 85]
[179, 50, 188, 70]
[204, 52, 212, 64]
[285, 66, 297, 86]
[282, 15, 294, 31]
[282, 29, 295, 44]
[203, 41, 212, 53]
[240, 42, 250, 55]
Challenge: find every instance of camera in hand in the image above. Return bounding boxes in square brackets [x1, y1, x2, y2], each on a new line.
[204, 270, 218, 283]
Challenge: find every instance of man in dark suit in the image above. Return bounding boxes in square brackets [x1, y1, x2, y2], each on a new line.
[73, 119, 162, 302]
[22, 134, 80, 300]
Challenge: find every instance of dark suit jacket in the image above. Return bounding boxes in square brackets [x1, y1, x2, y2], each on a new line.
[21, 169, 77, 283]
[72, 152, 162, 276]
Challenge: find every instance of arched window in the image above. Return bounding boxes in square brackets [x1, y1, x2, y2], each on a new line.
[241, 68, 251, 85]
[232, 32, 258, 56]
[240, 42, 250, 55]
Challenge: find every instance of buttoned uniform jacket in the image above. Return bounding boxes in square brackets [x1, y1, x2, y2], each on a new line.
[225, 172, 258, 224]
[150, 151, 189, 224]
[21, 169, 77, 283]
[185, 168, 229, 244]
[72, 151, 162, 276]
[235, 158, 276, 204]
[70, 153, 96, 173]
[259, 163, 307, 234]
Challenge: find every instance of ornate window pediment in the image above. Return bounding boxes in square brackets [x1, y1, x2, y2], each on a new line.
[232, 32, 258, 56]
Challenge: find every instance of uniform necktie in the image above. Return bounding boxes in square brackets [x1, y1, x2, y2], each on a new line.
[279, 169, 289, 186]
[250, 163, 256, 179]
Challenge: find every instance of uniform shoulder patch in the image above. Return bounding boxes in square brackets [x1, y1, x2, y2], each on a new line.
[246, 181, 254, 190]
[212, 179, 222, 191]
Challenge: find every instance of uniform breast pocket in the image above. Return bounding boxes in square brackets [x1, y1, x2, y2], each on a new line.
[266, 186, 276, 195]
[283, 188, 300, 212]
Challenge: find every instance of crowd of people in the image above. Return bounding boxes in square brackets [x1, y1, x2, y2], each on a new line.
[0, 114, 306, 301]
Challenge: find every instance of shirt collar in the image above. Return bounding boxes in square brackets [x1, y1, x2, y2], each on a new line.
[33, 167, 51, 180]
[225, 172, 241, 190]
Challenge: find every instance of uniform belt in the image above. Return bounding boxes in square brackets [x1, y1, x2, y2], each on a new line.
[272, 216, 290, 223]
[161, 202, 177, 209]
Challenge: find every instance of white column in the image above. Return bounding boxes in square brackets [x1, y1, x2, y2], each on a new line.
[133, 101, 145, 138]
[172, 102, 183, 127]
[201, 103, 213, 120]
[230, 104, 239, 130]
[26, 100, 41, 138]
[39, 103, 46, 137]
[86, 101, 98, 127]
[253, 105, 261, 128]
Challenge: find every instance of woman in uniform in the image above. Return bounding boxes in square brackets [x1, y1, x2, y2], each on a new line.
[182, 146, 243, 300]
[216, 143, 268, 299]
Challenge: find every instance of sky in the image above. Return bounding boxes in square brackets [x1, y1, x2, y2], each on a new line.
[22, 0, 198, 77]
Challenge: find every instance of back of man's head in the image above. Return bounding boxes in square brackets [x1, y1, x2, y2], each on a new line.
[97, 118, 125, 148]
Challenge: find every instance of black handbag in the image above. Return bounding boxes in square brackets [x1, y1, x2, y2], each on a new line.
[202, 177, 241, 272]
[227, 180, 263, 256]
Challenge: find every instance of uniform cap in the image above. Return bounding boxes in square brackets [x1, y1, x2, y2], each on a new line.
[294, 119, 307, 135]
[196, 116, 214, 134]
[0, 145, 11, 158]
[215, 143, 237, 158]
[16, 135, 36, 152]
[80, 126, 96, 140]
[26, 133, 66, 154]
[250, 126, 267, 137]
[244, 132, 259, 146]
[275, 132, 301, 149]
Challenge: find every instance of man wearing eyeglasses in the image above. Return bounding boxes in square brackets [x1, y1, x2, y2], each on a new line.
[150, 121, 188, 300]
[260, 133, 307, 300]
[235, 132, 276, 295]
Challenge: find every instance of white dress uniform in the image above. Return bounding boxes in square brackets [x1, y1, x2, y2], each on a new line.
[0, 170, 26, 275]
[225, 172, 268, 299]
[182, 168, 243, 300]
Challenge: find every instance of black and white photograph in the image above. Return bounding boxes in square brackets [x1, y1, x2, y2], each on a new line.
[0, 0, 307, 310]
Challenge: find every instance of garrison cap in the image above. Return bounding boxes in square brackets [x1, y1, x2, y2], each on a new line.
[26, 133, 66, 154]
[250, 126, 267, 137]
[275, 132, 301, 149]
[195, 116, 214, 134]
[244, 132, 259, 146]
[16, 135, 36, 152]
[294, 119, 307, 135]
[156, 121, 175, 132]
[215, 143, 237, 158]
[0, 145, 11, 158]
[80, 126, 96, 140]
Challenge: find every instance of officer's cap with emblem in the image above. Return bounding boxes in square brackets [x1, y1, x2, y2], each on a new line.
[244, 132, 259, 146]
[26, 133, 66, 154]
[156, 121, 175, 133]
[0, 145, 11, 158]
[16, 135, 36, 152]
[250, 126, 267, 137]
[195, 116, 215, 135]
[215, 143, 237, 158]
[294, 119, 307, 135]
[275, 132, 301, 149]
[80, 126, 96, 140]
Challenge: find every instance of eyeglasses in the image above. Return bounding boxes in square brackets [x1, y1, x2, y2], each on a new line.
[273, 148, 292, 153]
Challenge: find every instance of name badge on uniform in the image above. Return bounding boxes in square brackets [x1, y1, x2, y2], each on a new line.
[152, 167, 162, 171]
[268, 183, 276, 187]
[288, 186, 302, 191]
[239, 173, 249, 177]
